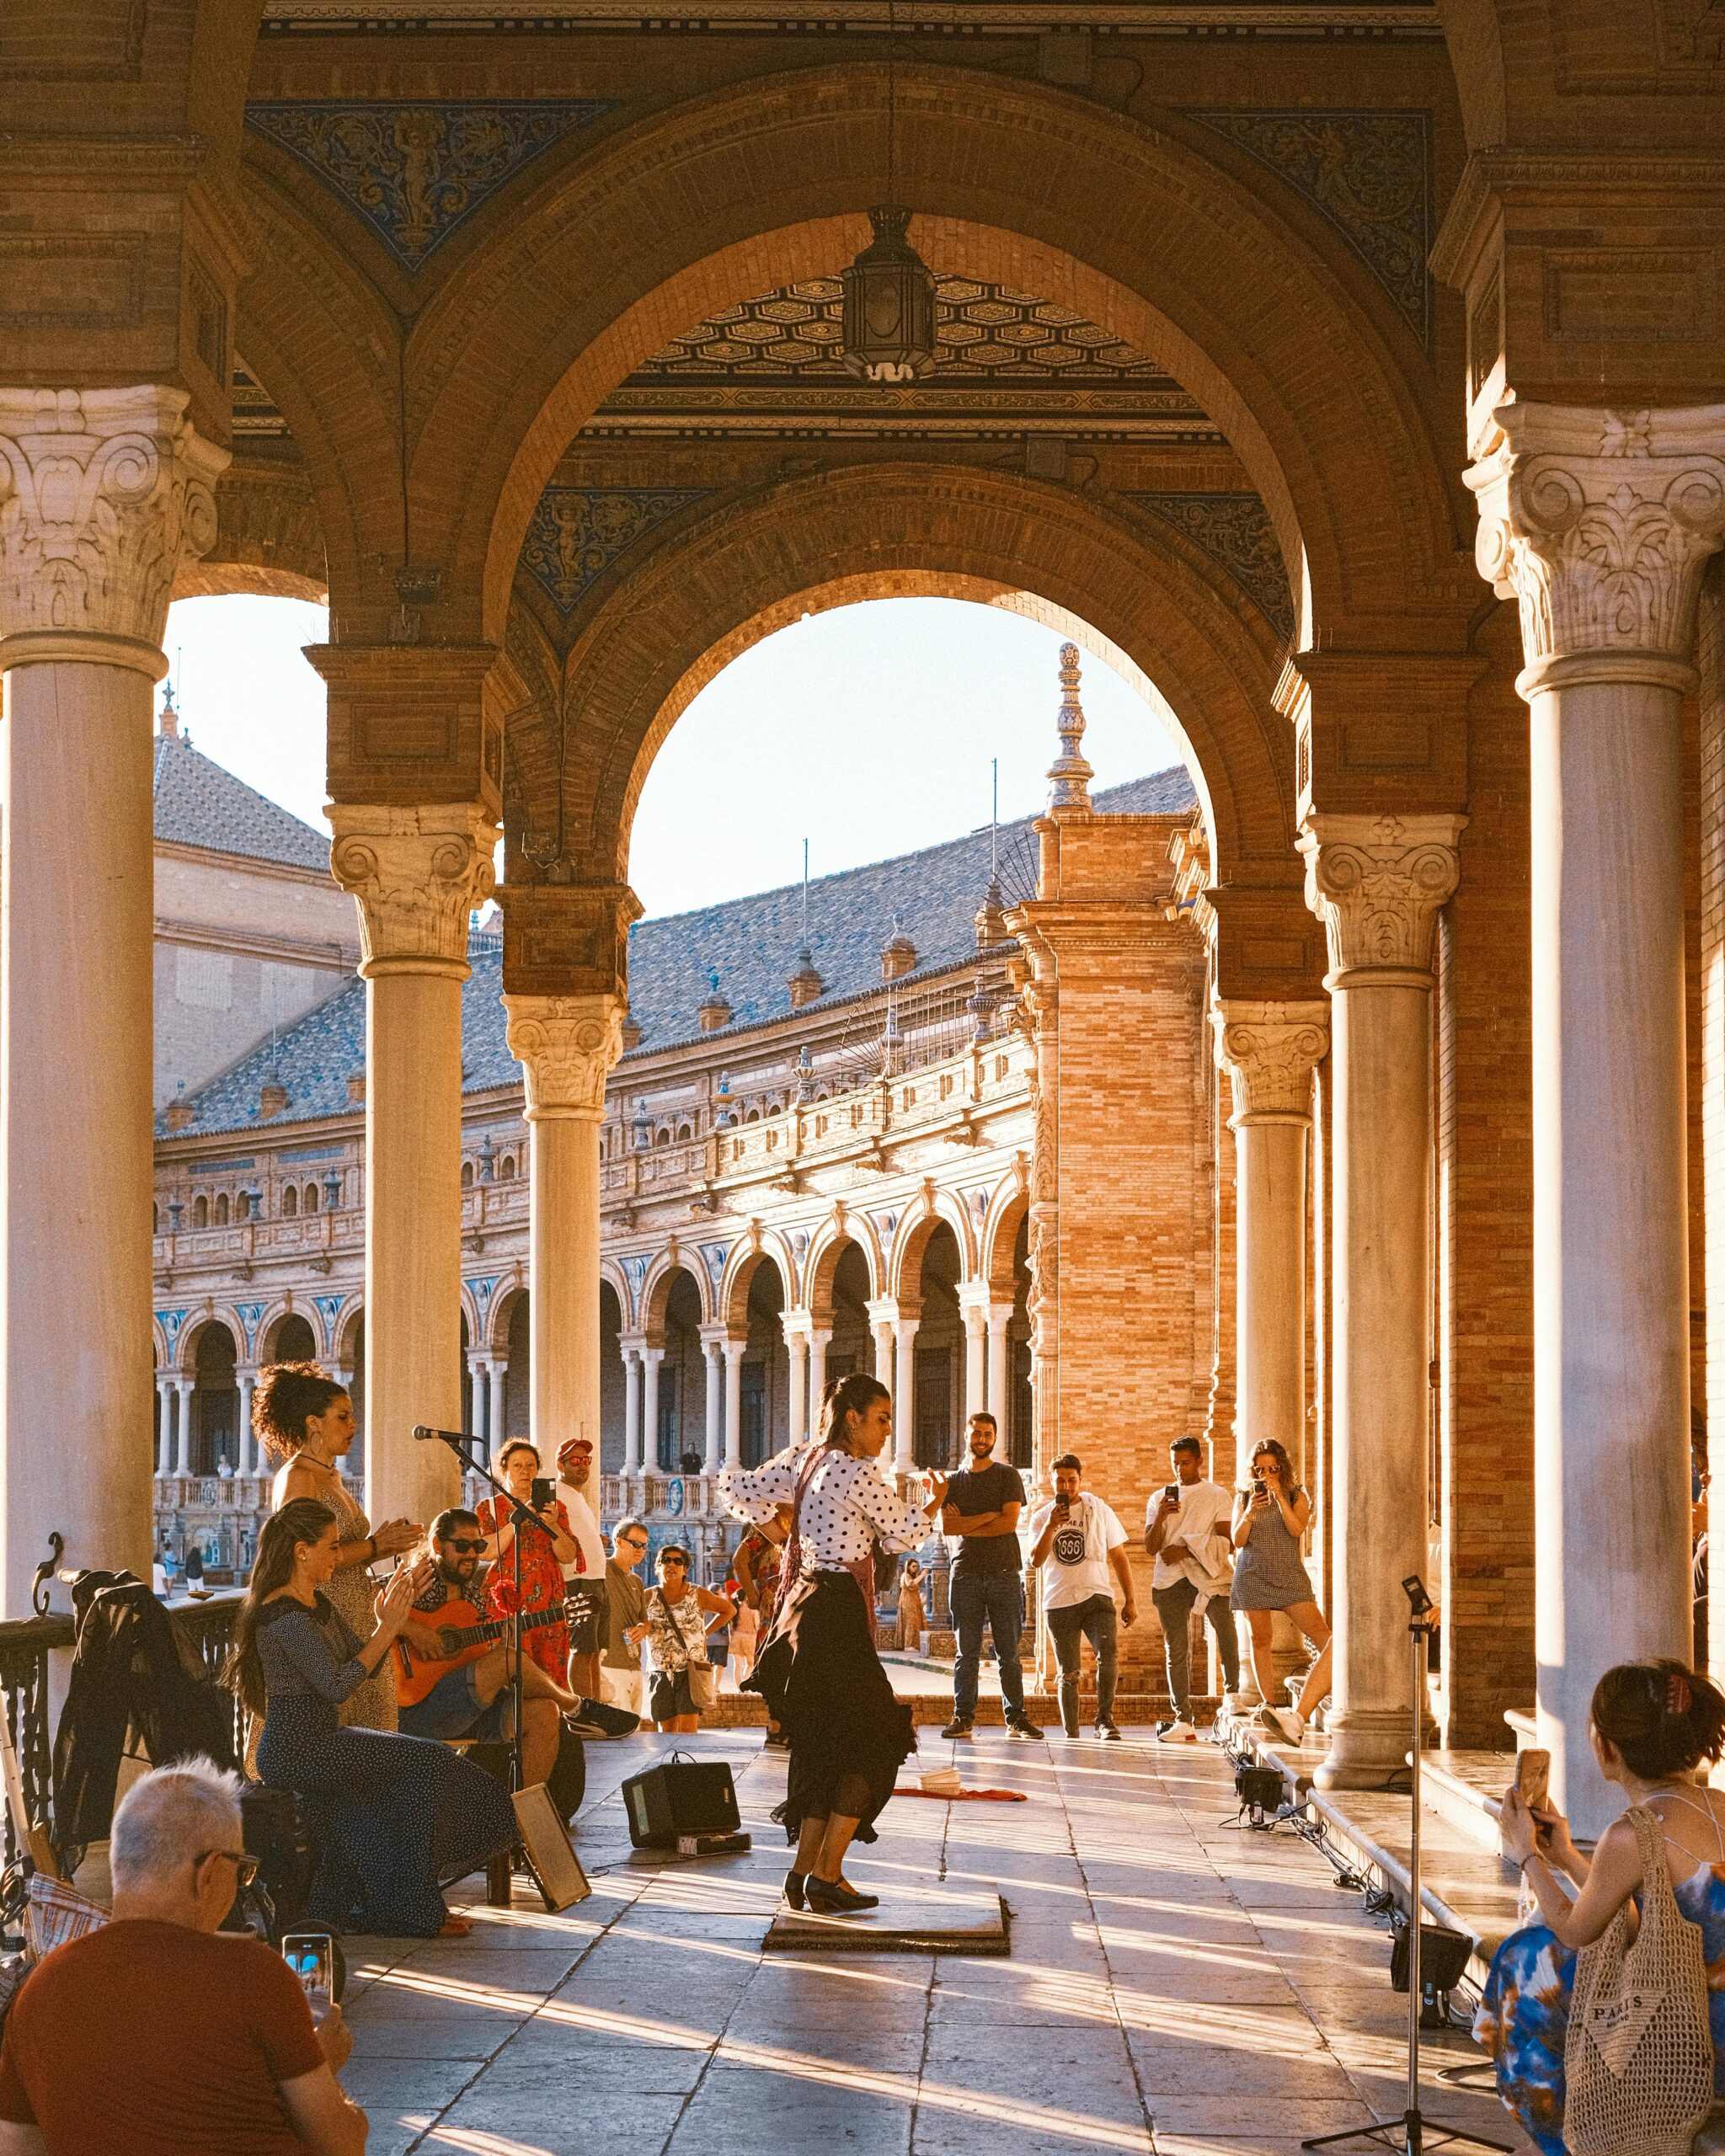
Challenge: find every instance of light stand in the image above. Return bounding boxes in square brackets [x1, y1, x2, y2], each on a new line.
[1300, 1576, 1511, 2156]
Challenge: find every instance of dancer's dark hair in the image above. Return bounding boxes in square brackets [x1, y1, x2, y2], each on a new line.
[224, 1498, 337, 1716]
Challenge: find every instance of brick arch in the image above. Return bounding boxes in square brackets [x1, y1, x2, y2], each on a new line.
[720, 1243, 792, 1335]
[178, 1313, 241, 1376]
[804, 1221, 880, 1321]
[890, 1193, 977, 1305]
[641, 1256, 712, 1337]
[981, 1186, 1030, 1301]
[532, 464, 1293, 889]
[388, 65, 1464, 655]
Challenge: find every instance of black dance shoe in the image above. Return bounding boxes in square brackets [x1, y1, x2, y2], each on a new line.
[782, 1870, 807, 1910]
[805, 1876, 879, 1914]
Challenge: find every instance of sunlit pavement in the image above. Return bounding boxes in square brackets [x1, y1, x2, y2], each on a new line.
[338, 1729, 1535, 2156]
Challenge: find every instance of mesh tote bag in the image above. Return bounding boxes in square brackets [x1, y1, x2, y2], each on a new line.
[1564, 1803, 1716, 2156]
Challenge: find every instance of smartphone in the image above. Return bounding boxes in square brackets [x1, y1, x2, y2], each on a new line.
[281, 1930, 334, 2015]
[531, 1476, 557, 1510]
[1516, 1748, 1551, 1815]
[1164, 1483, 1182, 1505]
[1252, 1477, 1268, 1502]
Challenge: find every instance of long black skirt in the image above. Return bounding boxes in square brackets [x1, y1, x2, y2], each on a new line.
[745, 1569, 914, 1845]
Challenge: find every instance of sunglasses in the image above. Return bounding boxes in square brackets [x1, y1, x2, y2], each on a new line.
[196, 1849, 260, 1887]
[441, 1537, 486, 1554]
[619, 1535, 648, 1550]
[658, 1556, 688, 1568]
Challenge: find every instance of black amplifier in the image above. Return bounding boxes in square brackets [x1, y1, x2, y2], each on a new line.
[621, 1753, 741, 1849]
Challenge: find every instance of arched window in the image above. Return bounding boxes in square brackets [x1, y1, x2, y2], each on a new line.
[214, 1193, 229, 1225]
[499, 1155, 515, 1181]
[152, 1202, 159, 1234]
[654, 1127, 670, 1147]
[461, 1161, 474, 1187]
[193, 1195, 208, 1229]
[304, 1182, 319, 1214]
[745, 1107, 760, 1124]
[281, 1186, 297, 1217]
[676, 1123, 692, 1142]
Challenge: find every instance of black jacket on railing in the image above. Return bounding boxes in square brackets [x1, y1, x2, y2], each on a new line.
[51, 1572, 239, 1850]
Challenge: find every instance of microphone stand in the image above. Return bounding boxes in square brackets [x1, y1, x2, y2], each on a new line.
[419, 1429, 559, 1802]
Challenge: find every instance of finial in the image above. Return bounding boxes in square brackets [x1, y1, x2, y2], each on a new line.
[158, 675, 180, 740]
[1046, 641, 1093, 816]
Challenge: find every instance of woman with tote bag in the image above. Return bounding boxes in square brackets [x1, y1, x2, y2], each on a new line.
[628, 1544, 734, 1734]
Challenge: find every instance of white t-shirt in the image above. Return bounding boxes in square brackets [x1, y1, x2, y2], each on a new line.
[557, 1481, 607, 1582]
[1147, 1478, 1234, 1595]
[1028, 1492, 1128, 1612]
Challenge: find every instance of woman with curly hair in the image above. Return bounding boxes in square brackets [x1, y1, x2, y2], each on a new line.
[256, 1362, 420, 1732]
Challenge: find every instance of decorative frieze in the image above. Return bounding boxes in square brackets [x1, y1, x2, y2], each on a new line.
[0, 387, 226, 649]
[1210, 1000, 1329, 1124]
[328, 802, 499, 977]
[1465, 402, 1725, 681]
[1124, 492, 1295, 643]
[521, 487, 712, 617]
[504, 994, 622, 1120]
[1299, 812, 1465, 983]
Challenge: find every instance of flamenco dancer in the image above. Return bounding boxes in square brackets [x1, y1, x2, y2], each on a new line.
[718, 1374, 947, 1914]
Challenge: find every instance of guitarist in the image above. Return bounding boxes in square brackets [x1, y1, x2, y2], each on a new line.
[396, 1509, 585, 1786]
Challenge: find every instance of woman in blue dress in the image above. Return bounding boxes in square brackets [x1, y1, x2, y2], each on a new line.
[227, 1497, 516, 1939]
[1476, 1658, 1725, 2153]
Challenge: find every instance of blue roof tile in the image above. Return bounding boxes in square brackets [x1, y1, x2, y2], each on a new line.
[154, 729, 332, 873]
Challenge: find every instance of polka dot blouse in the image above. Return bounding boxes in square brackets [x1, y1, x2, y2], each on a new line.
[718, 1447, 927, 1571]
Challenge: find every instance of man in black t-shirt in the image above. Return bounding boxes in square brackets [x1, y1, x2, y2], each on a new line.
[940, 1412, 1038, 1740]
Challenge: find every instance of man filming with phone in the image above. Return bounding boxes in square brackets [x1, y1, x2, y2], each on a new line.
[0, 1761, 366, 2154]
[1145, 1436, 1237, 1741]
[1028, 1453, 1135, 1740]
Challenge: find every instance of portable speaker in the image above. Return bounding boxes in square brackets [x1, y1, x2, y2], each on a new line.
[622, 1753, 740, 1848]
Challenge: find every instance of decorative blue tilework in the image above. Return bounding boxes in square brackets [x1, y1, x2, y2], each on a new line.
[699, 1244, 730, 1294]
[157, 1309, 189, 1356]
[312, 1294, 345, 1342]
[235, 1303, 267, 1354]
[245, 100, 613, 272]
[521, 488, 712, 616]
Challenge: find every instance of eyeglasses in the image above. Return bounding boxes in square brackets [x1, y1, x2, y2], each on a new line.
[196, 1849, 260, 1887]
[618, 1535, 648, 1550]
[659, 1557, 688, 1568]
[441, 1537, 485, 1554]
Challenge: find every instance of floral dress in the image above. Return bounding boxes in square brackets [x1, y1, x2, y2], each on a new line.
[476, 1493, 570, 1679]
[1475, 1813, 1725, 2155]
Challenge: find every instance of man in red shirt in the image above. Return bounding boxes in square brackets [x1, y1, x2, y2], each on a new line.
[0, 1759, 366, 2154]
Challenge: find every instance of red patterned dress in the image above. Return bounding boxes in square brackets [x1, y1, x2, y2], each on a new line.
[476, 1494, 571, 1680]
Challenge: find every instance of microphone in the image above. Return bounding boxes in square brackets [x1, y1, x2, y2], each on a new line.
[412, 1425, 476, 1445]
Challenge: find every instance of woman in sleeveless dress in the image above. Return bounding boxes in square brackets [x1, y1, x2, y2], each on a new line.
[257, 1362, 421, 1732]
[1230, 1438, 1332, 1746]
[1475, 1659, 1725, 2155]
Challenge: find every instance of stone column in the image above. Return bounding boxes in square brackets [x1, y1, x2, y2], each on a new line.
[486, 1355, 509, 1456]
[154, 1377, 171, 1480]
[1300, 814, 1463, 1790]
[641, 1346, 665, 1474]
[894, 1312, 919, 1474]
[1211, 1001, 1329, 1486]
[985, 1304, 1013, 1424]
[238, 1370, 258, 1476]
[621, 1344, 644, 1476]
[784, 1321, 810, 1449]
[467, 1360, 488, 1447]
[702, 1337, 724, 1472]
[0, 387, 223, 1603]
[807, 1329, 830, 1434]
[329, 803, 499, 1528]
[504, 995, 622, 1463]
[174, 1377, 196, 1477]
[1468, 402, 1725, 1835]
[723, 1339, 746, 1469]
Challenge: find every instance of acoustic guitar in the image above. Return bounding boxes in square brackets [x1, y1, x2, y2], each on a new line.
[393, 1597, 572, 1706]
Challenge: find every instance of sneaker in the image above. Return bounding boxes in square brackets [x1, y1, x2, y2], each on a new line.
[1004, 1716, 1041, 1741]
[1157, 1718, 1199, 1742]
[941, 1719, 975, 1741]
[1095, 1721, 1122, 1742]
[1260, 1705, 1306, 1744]
[1224, 1690, 1256, 1716]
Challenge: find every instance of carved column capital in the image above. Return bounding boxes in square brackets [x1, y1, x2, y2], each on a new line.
[328, 802, 499, 979]
[1210, 999, 1329, 1125]
[503, 993, 623, 1120]
[1298, 813, 1466, 988]
[0, 386, 227, 662]
[1466, 402, 1725, 693]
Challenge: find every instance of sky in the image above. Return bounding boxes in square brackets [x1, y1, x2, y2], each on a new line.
[163, 593, 1185, 919]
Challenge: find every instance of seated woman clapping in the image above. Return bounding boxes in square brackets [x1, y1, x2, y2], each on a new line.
[1475, 1659, 1725, 2156]
[226, 1498, 517, 1940]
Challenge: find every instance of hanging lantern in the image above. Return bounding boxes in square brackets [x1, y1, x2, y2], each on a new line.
[840, 205, 937, 384]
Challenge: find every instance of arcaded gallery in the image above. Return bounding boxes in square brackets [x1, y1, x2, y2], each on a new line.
[0, 2, 1722, 2151]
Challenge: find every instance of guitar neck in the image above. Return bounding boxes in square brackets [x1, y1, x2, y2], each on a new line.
[441, 1603, 568, 1654]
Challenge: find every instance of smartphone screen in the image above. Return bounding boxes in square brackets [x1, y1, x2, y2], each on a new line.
[1164, 1483, 1181, 1502]
[531, 1476, 557, 1511]
[1515, 1748, 1551, 1816]
[281, 1930, 334, 2015]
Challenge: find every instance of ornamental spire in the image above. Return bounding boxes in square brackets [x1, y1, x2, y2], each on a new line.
[1046, 642, 1093, 816]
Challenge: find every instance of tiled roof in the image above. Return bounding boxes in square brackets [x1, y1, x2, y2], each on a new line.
[158, 768, 1196, 1139]
[154, 728, 333, 873]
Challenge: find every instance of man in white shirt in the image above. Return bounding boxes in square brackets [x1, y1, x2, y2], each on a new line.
[1028, 1452, 1136, 1741]
[1144, 1434, 1237, 1740]
[555, 1438, 609, 1699]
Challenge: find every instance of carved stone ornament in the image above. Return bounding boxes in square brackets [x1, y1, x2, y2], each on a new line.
[328, 803, 500, 976]
[1211, 1000, 1329, 1124]
[1298, 813, 1465, 983]
[503, 994, 623, 1119]
[1466, 402, 1725, 682]
[0, 387, 227, 648]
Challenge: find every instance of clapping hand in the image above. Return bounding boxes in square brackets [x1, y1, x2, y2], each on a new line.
[376, 1557, 428, 1635]
[371, 1518, 420, 1560]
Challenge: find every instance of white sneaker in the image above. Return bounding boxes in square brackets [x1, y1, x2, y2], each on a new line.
[1158, 1718, 1199, 1742]
[1260, 1705, 1306, 1744]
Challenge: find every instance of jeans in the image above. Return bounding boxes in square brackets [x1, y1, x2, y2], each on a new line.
[1046, 1593, 1118, 1733]
[951, 1569, 1025, 1721]
[1151, 1577, 1239, 1720]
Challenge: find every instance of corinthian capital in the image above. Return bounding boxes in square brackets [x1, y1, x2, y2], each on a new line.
[503, 994, 623, 1119]
[328, 803, 499, 978]
[0, 387, 227, 653]
[1466, 402, 1725, 686]
[1299, 813, 1465, 985]
[1211, 1000, 1329, 1124]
